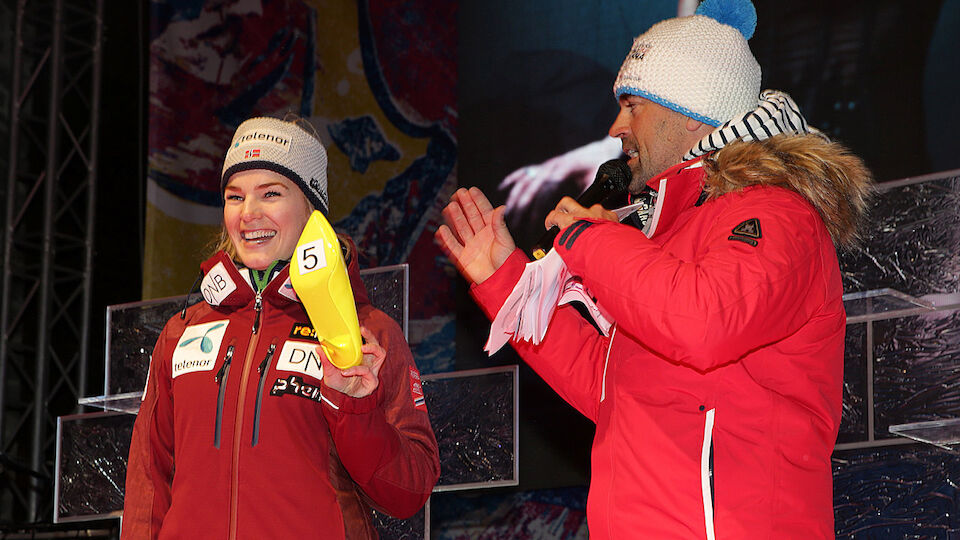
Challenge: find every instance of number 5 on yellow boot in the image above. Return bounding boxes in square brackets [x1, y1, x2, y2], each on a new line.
[290, 211, 362, 369]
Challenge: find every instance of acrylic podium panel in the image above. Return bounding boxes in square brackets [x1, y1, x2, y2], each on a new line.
[838, 321, 868, 444]
[833, 444, 960, 536]
[842, 288, 936, 324]
[356, 264, 409, 338]
[77, 295, 198, 413]
[839, 171, 960, 298]
[835, 170, 960, 451]
[54, 411, 134, 522]
[53, 410, 431, 535]
[372, 504, 428, 539]
[424, 366, 519, 491]
[59, 366, 520, 522]
[875, 308, 960, 438]
[888, 419, 960, 452]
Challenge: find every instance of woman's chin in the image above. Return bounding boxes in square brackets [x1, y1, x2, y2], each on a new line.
[237, 251, 275, 271]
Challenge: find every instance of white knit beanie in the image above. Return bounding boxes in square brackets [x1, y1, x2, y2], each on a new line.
[220, 117, 329, 215]
[613, 0, 761, 127]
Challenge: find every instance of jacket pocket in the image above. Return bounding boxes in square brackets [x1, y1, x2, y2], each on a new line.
[701, 408, 716, 540]
[251, 340, 278, 446]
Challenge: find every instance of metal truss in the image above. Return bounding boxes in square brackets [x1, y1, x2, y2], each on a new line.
[0, 0, 103, 524]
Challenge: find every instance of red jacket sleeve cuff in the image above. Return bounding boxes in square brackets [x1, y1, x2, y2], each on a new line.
[321, 383, 381, 414]
[469, 248, 529, 320]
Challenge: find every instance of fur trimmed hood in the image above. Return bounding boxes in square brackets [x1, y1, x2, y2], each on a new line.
[702, 134, 874, 249]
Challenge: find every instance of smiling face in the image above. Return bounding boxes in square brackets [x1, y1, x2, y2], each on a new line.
[608, 94, 711, 193]
[223, 169, 314, 270]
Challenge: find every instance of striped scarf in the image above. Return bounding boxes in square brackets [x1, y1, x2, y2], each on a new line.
[683, 89, 824, 161]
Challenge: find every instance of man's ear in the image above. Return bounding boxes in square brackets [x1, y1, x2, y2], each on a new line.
[685, 117, 705, 132]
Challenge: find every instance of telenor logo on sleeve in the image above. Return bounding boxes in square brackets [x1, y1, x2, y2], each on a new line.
[172, 320, 229, 378]
[275, 340, 323, 380]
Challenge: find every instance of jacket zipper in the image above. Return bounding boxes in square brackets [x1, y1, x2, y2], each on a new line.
[229, 290, 263, 540]
[213, 344, 235, 448]
[251, 340, 277, 446]
[252, 291, 262, 334]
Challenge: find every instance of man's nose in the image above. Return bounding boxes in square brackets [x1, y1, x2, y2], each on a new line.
[608, 107, 630, 138]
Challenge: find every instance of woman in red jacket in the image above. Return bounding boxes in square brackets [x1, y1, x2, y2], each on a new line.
[122, 116, 439, 539]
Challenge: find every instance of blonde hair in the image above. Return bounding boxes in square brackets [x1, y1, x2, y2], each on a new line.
[210, 227, 238, 260]
[282, 111, 322, 140]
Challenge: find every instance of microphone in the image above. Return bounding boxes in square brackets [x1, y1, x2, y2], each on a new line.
[530, 159, 631, 259]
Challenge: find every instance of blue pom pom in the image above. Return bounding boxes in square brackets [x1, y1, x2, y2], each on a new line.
[695, 0, 757, 40]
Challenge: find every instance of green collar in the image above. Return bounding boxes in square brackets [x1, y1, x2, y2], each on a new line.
[248, 260, 283, 292]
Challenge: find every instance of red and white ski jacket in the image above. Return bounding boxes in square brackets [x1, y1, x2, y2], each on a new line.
[122, 250, 439, 539]
[473, 135, 872, 539]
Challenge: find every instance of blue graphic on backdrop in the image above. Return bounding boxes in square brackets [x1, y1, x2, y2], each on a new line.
[328, 116, 401, 173]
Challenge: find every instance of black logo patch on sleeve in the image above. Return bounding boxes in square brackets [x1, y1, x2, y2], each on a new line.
[289, 322, 319, 342]
[729, 218, 761, 247]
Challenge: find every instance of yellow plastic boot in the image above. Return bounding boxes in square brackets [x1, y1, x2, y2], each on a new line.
[289, 211, 363, 369]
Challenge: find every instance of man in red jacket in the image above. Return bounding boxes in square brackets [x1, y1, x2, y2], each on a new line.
[436, 0, 873, 537]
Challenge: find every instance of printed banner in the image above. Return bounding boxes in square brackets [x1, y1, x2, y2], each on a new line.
[146, 0, 456, 369]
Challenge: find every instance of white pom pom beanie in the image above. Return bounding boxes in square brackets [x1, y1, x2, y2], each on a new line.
[613, 0, 762, 127]
[220, 117, 329, 215]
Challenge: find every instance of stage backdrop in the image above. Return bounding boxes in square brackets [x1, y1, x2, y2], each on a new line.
[461, 0, 960, 251]
[144, 0, 456, 371]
